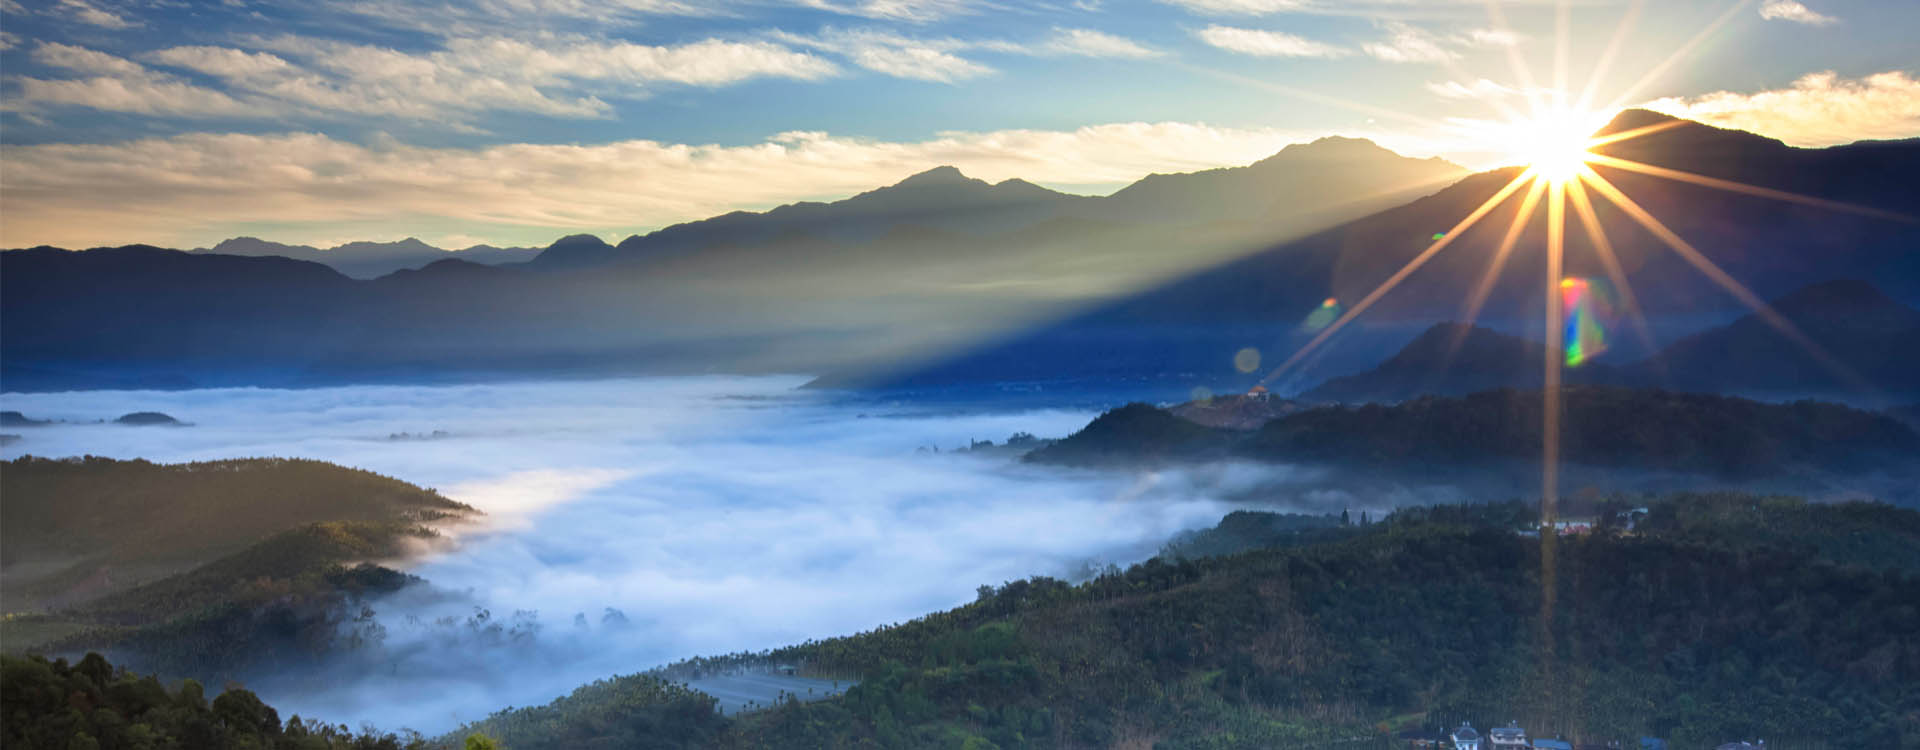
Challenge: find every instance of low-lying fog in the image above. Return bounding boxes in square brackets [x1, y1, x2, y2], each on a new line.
[5, 377, 1399, 734]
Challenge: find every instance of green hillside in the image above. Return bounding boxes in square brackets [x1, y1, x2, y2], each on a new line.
[454, 493, 1920, 749]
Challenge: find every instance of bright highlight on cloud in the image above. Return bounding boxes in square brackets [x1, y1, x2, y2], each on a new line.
[0, 120, 1340, 249]
[1196, 25, 1348, 58]
[1643, 70, 1920, 147]
[1758, 0, 1838, 26]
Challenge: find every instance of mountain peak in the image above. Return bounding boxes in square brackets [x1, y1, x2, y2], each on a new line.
[893, 165, 978, 188]
[548, 233, 610, 248]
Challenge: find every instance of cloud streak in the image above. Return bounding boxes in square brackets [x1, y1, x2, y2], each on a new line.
[1196, 25, 1348, 58]
[1758, 0, 1837, 26]
[1642, 70, 1920, 147]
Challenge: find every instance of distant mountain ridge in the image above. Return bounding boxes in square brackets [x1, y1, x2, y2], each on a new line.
[188, 236, 540, 279]
[3, 135, 1470, 391]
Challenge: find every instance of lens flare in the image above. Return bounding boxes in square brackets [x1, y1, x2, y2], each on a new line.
[1559, 277, 1612, 367]
[1300, 297, 1341, 332]
[1232, 347, 1262, 374]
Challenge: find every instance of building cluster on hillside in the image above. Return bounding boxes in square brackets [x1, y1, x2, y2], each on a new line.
[1398, 721, 1682, 750]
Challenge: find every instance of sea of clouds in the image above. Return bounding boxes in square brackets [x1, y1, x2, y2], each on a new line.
[3, 376, 1350, 733]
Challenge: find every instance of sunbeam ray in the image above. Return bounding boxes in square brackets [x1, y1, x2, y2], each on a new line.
[1574, 0, 1646, 114]
[1439, 177, 1549, 372]
[1600, 0, 1754, 115]
[1565, 176, 1665, 376]
[1256, 170, 1538, 387]
[1585, 154, 1920, 223]
[1576, 165, 1878, 394]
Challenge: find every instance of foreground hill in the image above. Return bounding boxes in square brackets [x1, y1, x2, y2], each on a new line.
[1027, 387, 1920, 483]
[2, 651, 432, 750]
[451, 493, 1920, 749]
[0, 456, 471, 612]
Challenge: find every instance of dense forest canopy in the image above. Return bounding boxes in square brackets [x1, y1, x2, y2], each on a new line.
[444, 492, 1920, 749]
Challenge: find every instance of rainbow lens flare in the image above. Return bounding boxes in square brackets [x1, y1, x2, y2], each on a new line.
[1301, 297, 1341, 332]
[1559, 277, 1611, 367]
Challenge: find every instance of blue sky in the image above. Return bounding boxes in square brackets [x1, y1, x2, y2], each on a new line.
[2, 0, 1915, 249]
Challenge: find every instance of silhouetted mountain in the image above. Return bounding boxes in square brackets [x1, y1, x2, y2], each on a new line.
[112, 411, 184, 426]
[1639, 279, 1920, 396]
[1031, 387, 1920, 482]
[521, 233, 620, 270]
[1300, 322, 1626, 403]
[1294, 280, 1920, 405]
[0, 411, 49, 427]
[4, 139, 1468, 390]
[195, 235, 537, 279]
[1096, 136, 1464, 226]
[834, 110, 1920, 393]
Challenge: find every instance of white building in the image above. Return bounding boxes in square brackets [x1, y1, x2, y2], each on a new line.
[1451, 722, 1483, 750]
[1489, 722, 1527, 749]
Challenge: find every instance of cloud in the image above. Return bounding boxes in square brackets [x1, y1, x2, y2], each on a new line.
[1159, 0, 1308, 14]
[32, 40, 148, 76]
[58, 0, 139, 28]
[1425, 77, 1520, 101]
[1196, 25, 1348, 58]
[1361, 23, 1456, 63]
[795, 0, 982, 22]
[771, 28, 992, 82]
[1642, 70, 1920, 147]
[1758, 0, 1837, 25]
[305, 0, 718, 36]
[1043, 28, 1161, 59]
[9, 43, 261, 119]
[18, 36, 838, 123]
[1460, 27, 1519, 47]
[0, 120, 1352, 249]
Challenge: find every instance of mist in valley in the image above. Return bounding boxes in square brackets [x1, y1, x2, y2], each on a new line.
[0, 377, 1365, 733]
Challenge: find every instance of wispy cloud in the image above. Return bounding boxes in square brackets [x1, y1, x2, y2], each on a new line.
[0, 121, 1349, 248]
[1758, 0, 1838, 26]
[1642, 70, 1920, 147]
[1196, 25, 1347, 58]
[57, 0, 140, 28]
[1361, 22, 1456, 63]
[795, 0, 982, 23]
[772, 28, 992, 82]
[1043, 28, 1161, 59]
[1424, 77, 1520, 101]
[1159, 0, 1308, 15]
[11, 36, 839, 123]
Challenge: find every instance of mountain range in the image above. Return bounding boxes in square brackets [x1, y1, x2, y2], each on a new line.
[829, 110, 1920, 396]
[191, 237, 539, 280]
[5, 110, 1916, 397]
[1299, 279, 1920, 403]
[0, 136, 1465, 391]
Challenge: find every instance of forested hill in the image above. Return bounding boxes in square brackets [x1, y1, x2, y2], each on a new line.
[1026, 387, 1920, 481]
[1, 456, 471, 612]
[445, 493, 1919, 750]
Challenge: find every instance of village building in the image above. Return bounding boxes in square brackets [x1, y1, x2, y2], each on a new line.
[1451, 722, 1484, 750]
[1490, 722, 1528, 748]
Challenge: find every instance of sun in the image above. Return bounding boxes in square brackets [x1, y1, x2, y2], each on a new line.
[1509, 106, 1607, 183]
